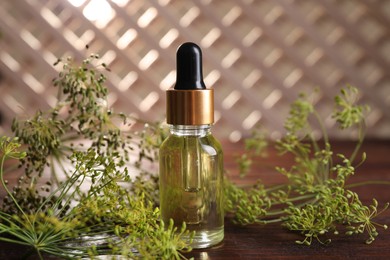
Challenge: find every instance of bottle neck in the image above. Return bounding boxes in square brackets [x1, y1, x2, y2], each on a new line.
[170, 124, 211, 137]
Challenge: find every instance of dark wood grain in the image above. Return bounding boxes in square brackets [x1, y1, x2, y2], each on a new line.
[1, 140, 389, 259]
[183, 140, 390, 260]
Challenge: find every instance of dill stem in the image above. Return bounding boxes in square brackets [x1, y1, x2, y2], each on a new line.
[60, 134, 81, 143]
[36, 249, 44, 260]
[272, 193, 316, 206]
[346, 181, 390, 188]
[349, 122, 365, 164]
[313, 110, 329, 146]
[265, 184, 288, 193]
[266, 210, 285, 216]
[258, 218, 283, 224]
[0, 237, 31, 246]
[0, 154, 32, 227]
[50, 156, 60, 189]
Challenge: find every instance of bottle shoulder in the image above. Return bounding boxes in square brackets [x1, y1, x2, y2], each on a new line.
[159, 133, 223, 156]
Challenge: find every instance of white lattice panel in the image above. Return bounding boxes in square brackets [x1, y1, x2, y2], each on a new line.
[0, 0, 389, 141]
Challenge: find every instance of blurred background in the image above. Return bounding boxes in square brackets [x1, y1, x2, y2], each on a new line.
[0, 0, 389, 142]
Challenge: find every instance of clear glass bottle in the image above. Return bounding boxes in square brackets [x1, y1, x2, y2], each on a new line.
[159, 42, 224, 248]
[159, 124, 224, 248]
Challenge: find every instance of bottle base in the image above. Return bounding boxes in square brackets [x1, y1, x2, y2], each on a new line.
[188, 226, 224, 249]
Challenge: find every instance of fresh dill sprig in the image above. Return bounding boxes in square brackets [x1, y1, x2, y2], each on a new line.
[0, 138, 192, 259]
[7, 54, 163, 209]
[1, 53, 189, 259]
[226, 86, 389, 245]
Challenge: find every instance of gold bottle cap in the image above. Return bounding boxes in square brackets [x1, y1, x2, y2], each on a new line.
[166, 88, 214, 125]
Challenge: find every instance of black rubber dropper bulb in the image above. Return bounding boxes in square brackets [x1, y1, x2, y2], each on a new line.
[174, 42, 206, 90]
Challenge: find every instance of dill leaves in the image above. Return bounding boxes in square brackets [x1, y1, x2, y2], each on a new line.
[0, 54, 191, 259]
[227, 86, 388, 245]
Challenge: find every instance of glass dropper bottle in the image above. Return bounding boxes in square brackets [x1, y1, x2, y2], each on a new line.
[159, 42, 224, 248]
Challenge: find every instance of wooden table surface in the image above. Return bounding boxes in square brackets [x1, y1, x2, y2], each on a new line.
[184, 140, 390, 260]
[1, 140, 389, 259]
